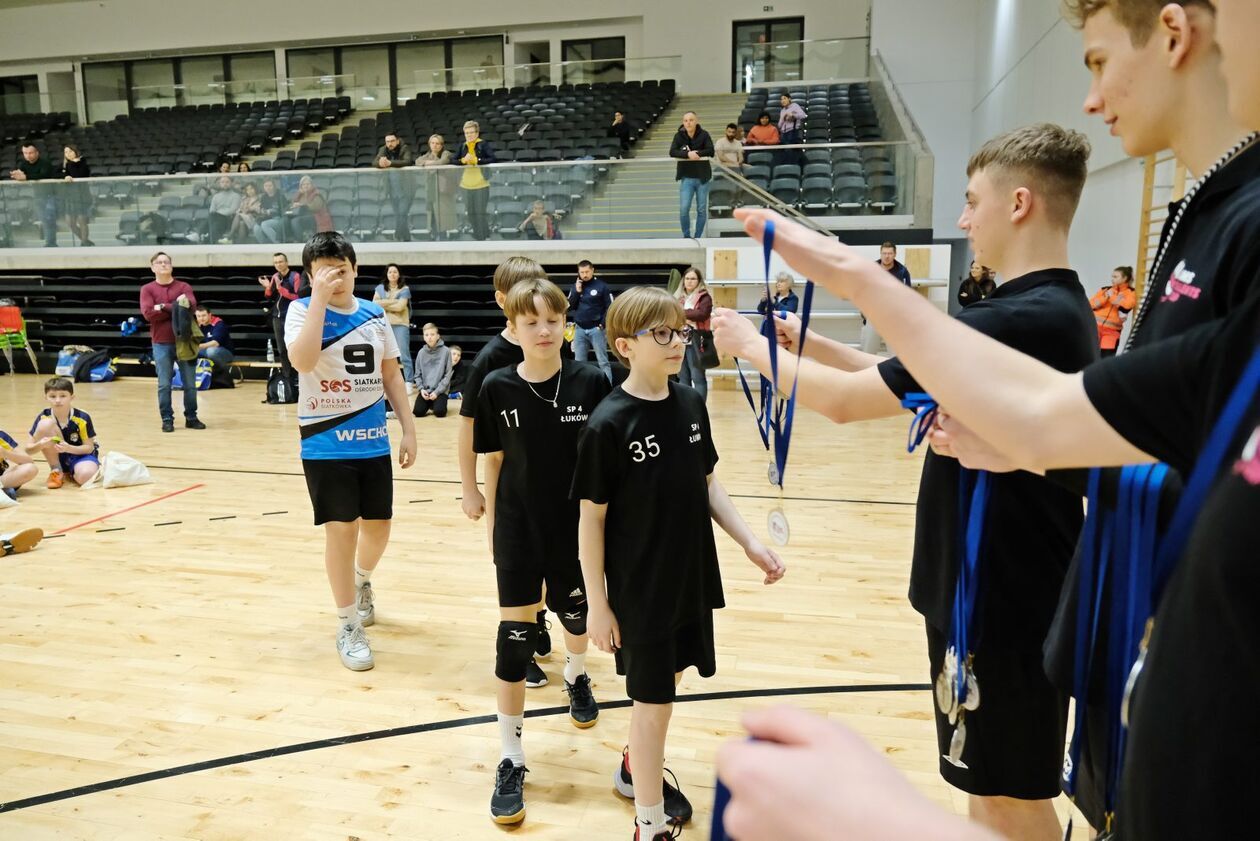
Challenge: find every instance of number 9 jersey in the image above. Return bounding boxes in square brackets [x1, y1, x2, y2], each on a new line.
[284, 297, 401, 460]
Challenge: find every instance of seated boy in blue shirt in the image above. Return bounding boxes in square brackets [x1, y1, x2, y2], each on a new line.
[28, 376, 100, 489]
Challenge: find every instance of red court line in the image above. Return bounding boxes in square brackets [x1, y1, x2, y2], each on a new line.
[51, 483, 205, 535]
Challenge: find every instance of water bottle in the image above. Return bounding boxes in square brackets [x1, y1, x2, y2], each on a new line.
[266, 339, 275, 363]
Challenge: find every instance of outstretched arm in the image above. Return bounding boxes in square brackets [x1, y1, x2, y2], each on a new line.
[732, 209, 1151, 470]
[711, 308, 903, 424]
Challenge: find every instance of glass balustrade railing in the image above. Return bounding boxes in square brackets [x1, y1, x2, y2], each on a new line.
[737, 37, 871, 91]
[0, 141, 917, 248]
[409, 56, 681, 98]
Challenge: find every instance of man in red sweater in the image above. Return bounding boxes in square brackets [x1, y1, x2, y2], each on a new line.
[139, 251, 206, 433]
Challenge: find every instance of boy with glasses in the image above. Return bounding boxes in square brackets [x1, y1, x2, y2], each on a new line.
[573, 286, 785, 841]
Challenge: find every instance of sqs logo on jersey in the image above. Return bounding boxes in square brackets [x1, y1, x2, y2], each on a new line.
[1161, 260, 1202, 303]
[1233, 426, 1260, 485]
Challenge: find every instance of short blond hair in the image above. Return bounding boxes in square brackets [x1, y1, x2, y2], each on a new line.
[606, 287, 686, 366]
[966, 123, 1091, 229]
[492, 255, 547, 296]
[463, 120, 480, 132]
[422, 322, 439, 332]
[1062, 0, 1214, 44]
[504, 278, 569, 322]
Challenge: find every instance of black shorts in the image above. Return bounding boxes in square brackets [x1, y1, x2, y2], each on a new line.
[926, 620, 1068, 799]
[302, 455, 393, 525]
[496, 559, 586, 612]
[615, 613, 716, 705]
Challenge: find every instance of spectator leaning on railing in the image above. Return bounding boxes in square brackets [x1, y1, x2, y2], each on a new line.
[715, 123, 746, 169]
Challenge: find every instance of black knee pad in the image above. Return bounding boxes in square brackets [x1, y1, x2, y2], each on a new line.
[556, 594, 588, 636]
[495, 620, 538, 682]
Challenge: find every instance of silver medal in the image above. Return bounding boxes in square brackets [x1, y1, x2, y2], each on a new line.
[767, 507, 790, 546]
[938, 647, 960, 721]
[934, 670, 953, 717]
[767, 461, 780, 486]
[944, 716, 968, 769]
[962, 666, 981, 712]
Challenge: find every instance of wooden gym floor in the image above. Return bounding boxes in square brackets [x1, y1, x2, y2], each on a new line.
[0, 373, 1088, 839]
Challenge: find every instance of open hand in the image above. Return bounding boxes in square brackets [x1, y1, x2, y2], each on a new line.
[733, 209, 884, 301]
[309, 263, 347, 304]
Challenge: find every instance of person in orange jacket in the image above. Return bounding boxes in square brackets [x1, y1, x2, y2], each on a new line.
[1089, 265, 1136, 356]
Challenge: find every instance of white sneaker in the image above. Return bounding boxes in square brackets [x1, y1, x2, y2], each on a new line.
[336, 623, 374, 671]
[386, 410, 397, 419]
[406, 382, 417, 396]
[356, 581, 375, 626]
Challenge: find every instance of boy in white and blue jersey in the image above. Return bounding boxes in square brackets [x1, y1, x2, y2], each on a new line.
[285, 231, 417, 671]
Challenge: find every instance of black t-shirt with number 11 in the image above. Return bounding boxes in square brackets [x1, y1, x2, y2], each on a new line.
[473, 358, 612, 569]
[570, 381, 724, 644]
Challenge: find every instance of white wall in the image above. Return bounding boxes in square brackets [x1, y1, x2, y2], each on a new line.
[0, 0, 871, 95]
[871, 0, 979, 235]
[971, 0, 1142, 277]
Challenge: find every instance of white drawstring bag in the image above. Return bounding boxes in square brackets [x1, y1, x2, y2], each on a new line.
[81, 451, 154, 489]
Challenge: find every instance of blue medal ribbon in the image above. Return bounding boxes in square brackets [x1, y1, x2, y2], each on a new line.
[1062, 462, 1167, 838]
[735, 219, 815, 488]
[900, 393, 989, 706]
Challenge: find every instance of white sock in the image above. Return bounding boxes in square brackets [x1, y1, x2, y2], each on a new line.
[335, 603, 359, 628]
[355, 564, 373, 590]
[635, 801, 667, 833]
[498, 712, 525, 766]
[564, 650, 587, 685]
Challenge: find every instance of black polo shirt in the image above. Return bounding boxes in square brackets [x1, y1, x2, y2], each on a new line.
[876, 268, 1098, 640]
[1081, 298, 1260, 840]
[1127, 139, 1260, 348]
[473, 359, 611, 568]
[1044, 140, 1260, 694]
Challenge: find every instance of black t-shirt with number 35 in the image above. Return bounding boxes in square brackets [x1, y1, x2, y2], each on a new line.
[473, 358, 612, 569]
[570, 381, 724, 644]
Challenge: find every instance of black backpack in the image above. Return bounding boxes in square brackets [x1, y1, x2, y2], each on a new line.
[265, 367, 299, 404]
[71, 349, 112, 383]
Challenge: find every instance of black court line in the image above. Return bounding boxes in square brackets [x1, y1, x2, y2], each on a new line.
[42, 533, 66, 539]
[141, 464, 916, 507]
[153, 521, 181, 527]
[730, 492, 916, 507]
[261, 510, 287, 516]
[408, 499, 433, 504]
[0, 681, 929, 814]
[208, 515, 236, 521]
[94, 527, 125, 533]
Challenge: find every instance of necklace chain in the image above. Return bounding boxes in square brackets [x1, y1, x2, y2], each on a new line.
[1124, 132, 1260, 352]
[524, 365, 562, 407]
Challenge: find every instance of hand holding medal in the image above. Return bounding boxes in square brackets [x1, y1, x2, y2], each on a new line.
[728, 219, 816, 546]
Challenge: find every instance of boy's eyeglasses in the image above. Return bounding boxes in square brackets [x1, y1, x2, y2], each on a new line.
[634, 325, 694, 346]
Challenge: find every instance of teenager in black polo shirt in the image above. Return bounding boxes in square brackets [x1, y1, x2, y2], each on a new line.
[458, 256, 552, 687]
[714, 124, 1097, 840]
[711, 2, 1260, 836]
[573, 287, 785, 841]
[473, 278, 612, 826]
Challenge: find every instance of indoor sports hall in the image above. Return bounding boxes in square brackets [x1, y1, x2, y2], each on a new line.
[2, 1, 1242, 838]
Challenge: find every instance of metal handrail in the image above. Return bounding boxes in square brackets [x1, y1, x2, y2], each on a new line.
[712, 159, 832, 236]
